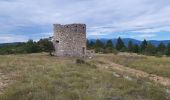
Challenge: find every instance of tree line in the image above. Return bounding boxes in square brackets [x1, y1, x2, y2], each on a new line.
[87, 37, 170, 57]
[1, 37, 170, 57]
[0, 38, 54, 55]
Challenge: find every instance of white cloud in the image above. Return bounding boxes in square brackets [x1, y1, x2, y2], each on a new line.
[0, 34, 27, 43]
[0, 32, 52, 43]
[0, 0, 170, 42]
[131, 34, 156, 38]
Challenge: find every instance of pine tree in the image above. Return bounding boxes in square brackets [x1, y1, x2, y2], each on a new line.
[95, 39, 104, 48]
[89, 41, 95, 49]
[157, 42, 166, 55]
[106, 39, 113, 48]
[86, 40, 90, 49]
[95, 39, 104, 53]
[145, 43, 156, 55]
[128, 40, 133, 52]
[133, 44, 140, 53]
[140, 39, 148, 53]
[166, 43, 170, 56]
[116, 37, 125, 51]
[86, 40, 95, 49]
[104, 39, 114, 53]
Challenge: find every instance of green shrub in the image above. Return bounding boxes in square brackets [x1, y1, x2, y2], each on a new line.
[113, 49, 119, 55]
[76, 59, 85, 64]
[155, 52, 163, 58]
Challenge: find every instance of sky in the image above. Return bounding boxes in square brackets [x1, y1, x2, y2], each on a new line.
[0, 0, 170, 43]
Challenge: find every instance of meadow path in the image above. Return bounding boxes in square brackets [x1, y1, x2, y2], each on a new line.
[96, 61, 170, 86]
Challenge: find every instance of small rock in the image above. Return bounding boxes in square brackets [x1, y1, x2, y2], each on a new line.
[123, 75, 133, 81]
[165, 89, 170, 99]
[166, 89, 170, 94]
[113, 72, 121, 78]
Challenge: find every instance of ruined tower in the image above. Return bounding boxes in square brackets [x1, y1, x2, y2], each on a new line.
[53, 24, 86, 57]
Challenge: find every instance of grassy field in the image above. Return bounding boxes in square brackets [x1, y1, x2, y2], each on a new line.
[0, 53, 169, 100]
[95, 53, 170, 78]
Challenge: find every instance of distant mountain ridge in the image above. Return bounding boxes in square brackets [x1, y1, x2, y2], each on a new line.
[0, 42, 24, 46]
[0, 38, 170, 47]
[89, 38, 170, 46]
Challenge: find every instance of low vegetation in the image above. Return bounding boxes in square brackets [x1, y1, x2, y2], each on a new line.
[0, 37, 170, 99]
[0, 38, 54, 55]
[1, 37, 170, 57]
[0, 53, 170, 100]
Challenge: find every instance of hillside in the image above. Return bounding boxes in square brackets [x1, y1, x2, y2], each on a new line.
[0, 42, 24, 46]
[0, 53, 170, 100]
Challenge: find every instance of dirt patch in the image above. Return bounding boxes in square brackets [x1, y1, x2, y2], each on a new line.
[0, 72, 15, 95]
[95, 61, 170, 86]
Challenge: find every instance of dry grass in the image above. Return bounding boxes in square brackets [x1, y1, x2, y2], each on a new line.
[93, 53, 170, 78]
[0, 53, 169, 100]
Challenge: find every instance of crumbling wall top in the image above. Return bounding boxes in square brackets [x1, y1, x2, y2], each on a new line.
[53, 23, 86, 28]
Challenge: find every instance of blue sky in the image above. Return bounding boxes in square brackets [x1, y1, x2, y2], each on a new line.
[0, 0, 170, 43]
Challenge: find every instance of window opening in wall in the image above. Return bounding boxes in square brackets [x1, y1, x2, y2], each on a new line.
[56, 40, 59, 43]
[82, 47, 85, 55]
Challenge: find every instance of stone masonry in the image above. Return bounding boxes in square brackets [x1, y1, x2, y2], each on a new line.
[53, 24, 86, 57]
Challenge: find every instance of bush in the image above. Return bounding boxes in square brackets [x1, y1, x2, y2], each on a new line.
[103, 47, 113, 53]
[0, 38, 54, 55]
[76, 59, 85, 64]
[155, 52, 163, 58]
[113, 49, 118, 55]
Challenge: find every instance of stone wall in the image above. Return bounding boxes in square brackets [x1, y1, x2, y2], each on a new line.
[53, 24, 86, 57]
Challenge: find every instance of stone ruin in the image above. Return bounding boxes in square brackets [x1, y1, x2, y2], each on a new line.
[53, 23, 87, 57]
